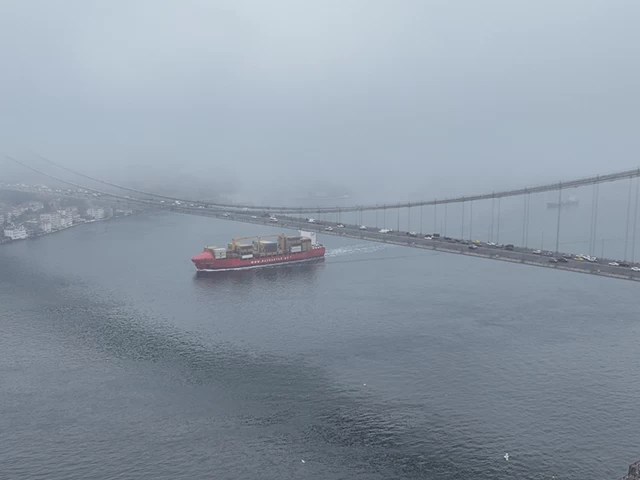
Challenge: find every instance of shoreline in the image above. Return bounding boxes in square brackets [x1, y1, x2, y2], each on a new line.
[0, 213, 136, 245]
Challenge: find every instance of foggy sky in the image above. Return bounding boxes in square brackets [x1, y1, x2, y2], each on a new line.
[1, 0, 639, 204]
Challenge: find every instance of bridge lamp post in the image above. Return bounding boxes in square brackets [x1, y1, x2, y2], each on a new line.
[632, 177, 640, 263]
[469, 201, 473, 241]
[555, 183, 562, 254]
[461, 200, 465, 239]
[496, 197, 501, 244]
[624, 176, 633, 261]
[444, 203, 448, 236]
[433, 201, 437, 235]
[522, 192, 531, 249]
[490, 196, 495, 242]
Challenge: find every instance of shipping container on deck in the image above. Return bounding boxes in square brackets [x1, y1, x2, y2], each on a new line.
[285, 236, 300, 246]
[237, 244, 253, 256]
[255, 240, 278, 254]
[290, 245, 302, 253]
[260, 241, 278, 246]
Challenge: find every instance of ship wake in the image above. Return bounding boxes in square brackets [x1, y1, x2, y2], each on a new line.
[325, 243, 396, 258]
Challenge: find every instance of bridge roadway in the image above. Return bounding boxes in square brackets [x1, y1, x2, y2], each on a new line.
[3, 185, 640, 282]
[170, 205, 640, 283]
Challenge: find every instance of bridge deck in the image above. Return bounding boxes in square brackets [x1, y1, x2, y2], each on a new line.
[169, 207, 640, 283]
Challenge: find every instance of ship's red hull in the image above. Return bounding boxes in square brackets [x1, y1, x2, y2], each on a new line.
[191, 246, 325, 272]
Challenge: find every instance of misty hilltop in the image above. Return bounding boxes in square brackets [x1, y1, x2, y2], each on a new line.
[2, 0, 639, 203]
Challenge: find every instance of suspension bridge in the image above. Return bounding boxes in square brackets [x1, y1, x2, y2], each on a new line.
[4, 154, 640, 282]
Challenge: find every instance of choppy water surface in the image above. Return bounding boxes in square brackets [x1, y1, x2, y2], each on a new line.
[1, 213, 638, 479]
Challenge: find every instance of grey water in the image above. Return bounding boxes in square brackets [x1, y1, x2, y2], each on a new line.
[1, 212, 638, 479]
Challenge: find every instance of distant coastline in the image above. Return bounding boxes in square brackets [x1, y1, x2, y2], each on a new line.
[0, 212, 136, 246]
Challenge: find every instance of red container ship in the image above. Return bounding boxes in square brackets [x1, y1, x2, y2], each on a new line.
[191, 231, 325, 272]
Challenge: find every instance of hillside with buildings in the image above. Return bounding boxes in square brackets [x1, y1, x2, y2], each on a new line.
[0, 191, 134, 243]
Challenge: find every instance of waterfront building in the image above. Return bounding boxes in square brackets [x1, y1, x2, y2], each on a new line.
[3, 224, 27, 240]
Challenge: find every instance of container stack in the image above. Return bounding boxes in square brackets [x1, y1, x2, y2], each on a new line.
[236, 243, 253, 259]
[205, 246, 227, 259]
[286, 236, 302, 253]
[258, 240, 279, 254]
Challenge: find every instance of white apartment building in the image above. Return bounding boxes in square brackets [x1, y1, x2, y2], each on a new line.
[4, 224, 28, 240]
[24, 220, 40, 236]
[59, 210, 73, 229]
[67, 206, 81, 222]
[39, 213, 52, 233]
[86, 207, 105, 220]
[51, 212, 62, 230]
